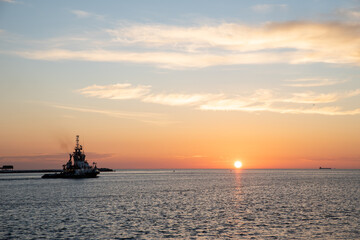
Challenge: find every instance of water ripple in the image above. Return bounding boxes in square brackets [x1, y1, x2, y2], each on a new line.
[0, 170, 359, 239]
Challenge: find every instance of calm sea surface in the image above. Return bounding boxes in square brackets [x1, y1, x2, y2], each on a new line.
[1, 169, 359, 239]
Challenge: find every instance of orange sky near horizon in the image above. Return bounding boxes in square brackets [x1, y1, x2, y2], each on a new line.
[0, 104, 358, 170]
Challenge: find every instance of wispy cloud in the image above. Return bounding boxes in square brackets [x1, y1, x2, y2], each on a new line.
[0, 0, 17, 3]
[52, 104, 173, 125]
[77, 83, 151, 100]
[284, 89, 360, 104]
[15, 49, 296, 69]
[71, 10, 104, 20]
[76, 83, 360, 116]
[77, 83, 222, 106]
[251, 4, 287, 13]
[335, 8, 360, 21]
[285, 92, 341, 104]
[284, 78, 347, 87]
[199, 100, 360, 116]
[7, 21, 360, 68]
[143, 93, 222, 106]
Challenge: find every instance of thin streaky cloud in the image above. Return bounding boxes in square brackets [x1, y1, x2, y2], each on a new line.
[335, 8, 360, 20]
[285, 89, 360, 104]
[0, 0, 17, 3]
[199, 102, 360, 116]
[285, 92, 342, 104]
[14, 49, 338, 69]
[251, 4, 287, 13]
[199, 98, 252, 111]
[274, 106, 360, 116]
[284, 78, 347, 87]
[142, 93, 223, 106]
[71, 10, 104, 20]
[71, 10, 91, 18]
[53, 104, 160, 118]
[52, 104, 171, 124]
[77, 83, 151, 100]
[77, 83, 223, 106]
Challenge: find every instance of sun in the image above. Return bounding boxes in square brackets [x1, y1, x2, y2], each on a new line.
[234, 161, 242, 168]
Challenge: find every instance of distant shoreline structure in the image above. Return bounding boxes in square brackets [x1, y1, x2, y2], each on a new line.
[0, 169, 61, 174]
[0, 168, 114, 174]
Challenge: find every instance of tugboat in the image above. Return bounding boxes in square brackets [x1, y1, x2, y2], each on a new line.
[42, 135, 99, 178]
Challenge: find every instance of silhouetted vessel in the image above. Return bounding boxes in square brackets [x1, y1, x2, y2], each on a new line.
[319, 167, 332, 169]
[42, 135, 99, 178]
[98, 168, 114, 172]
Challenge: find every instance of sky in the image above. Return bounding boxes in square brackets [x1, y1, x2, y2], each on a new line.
[0, 0, 359, 169]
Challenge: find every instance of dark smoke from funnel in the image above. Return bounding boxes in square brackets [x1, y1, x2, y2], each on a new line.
[52, 131, 73, 153]
[58, 139, 71, 152]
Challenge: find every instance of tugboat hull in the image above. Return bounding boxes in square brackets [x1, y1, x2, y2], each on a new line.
[42, 171, 99, 179]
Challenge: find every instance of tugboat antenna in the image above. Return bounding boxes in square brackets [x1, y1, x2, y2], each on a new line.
[76, 135, 79, 149]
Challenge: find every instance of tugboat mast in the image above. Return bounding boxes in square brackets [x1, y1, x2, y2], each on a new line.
[76, 135, 80, 149]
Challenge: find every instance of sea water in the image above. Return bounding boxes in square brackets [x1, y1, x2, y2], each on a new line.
[0, 169, 359, 239]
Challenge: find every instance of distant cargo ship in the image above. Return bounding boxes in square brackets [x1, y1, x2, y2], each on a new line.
[319, 167, 332, 169]
[42, 135, 99, 178]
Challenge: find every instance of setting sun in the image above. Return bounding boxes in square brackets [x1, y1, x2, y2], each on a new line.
[234, 161, 242, 168]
